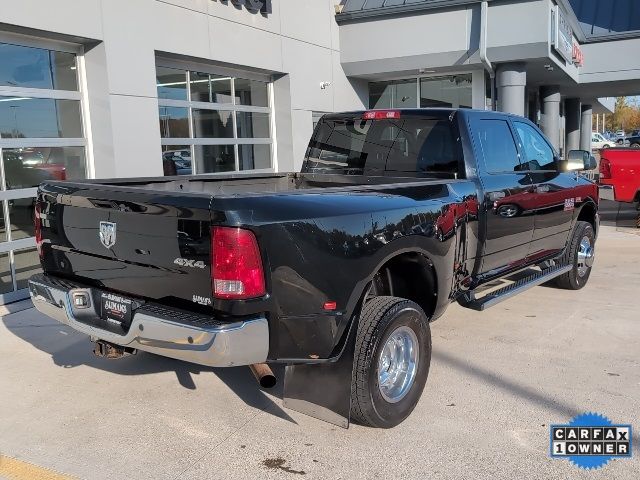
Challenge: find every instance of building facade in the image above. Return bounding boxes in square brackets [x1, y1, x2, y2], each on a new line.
[0, 0, 638, 303]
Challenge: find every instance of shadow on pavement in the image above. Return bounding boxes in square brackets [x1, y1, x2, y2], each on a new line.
[2, 310, 296, 425]
[433, 349, 640, 444]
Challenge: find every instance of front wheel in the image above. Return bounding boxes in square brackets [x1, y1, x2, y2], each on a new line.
[350, 296, 431, 428]
[602, 144, 610, 149]
[553, 221, 595, 290]
[631, 143, 640, 149]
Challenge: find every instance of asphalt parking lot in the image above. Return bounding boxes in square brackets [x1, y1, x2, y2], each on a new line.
[1, 207, 638, 480]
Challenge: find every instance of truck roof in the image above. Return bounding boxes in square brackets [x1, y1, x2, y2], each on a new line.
[320, 108, 517, 121]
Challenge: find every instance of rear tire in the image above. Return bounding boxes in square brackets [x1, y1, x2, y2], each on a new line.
[350, 296, 431, 428]
[553, 221, 595, 290]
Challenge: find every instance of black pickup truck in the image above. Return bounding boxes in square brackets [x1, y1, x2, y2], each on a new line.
[29, 108, 598, 428]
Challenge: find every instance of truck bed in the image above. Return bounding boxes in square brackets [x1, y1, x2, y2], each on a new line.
[75, 171, 457, 196]
[36, 171, 464, 322]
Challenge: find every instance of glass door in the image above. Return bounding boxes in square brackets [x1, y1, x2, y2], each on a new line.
[0, 38, 87, 304]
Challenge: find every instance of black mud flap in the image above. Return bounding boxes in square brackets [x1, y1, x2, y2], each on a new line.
[282, 319, 359, 428]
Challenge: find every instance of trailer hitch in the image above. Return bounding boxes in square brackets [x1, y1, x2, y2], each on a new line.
[92, 340, 137, 359]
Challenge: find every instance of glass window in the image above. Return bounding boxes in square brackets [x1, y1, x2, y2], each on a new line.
[0, 201, 7, 242]
[236, 111, 270, 138]
[157, 63, 273, 176]
[369, 79, 416, 109]
[192, 109, 234, 138]
[0, 41, 87, 302]
[420, 75, 472, 108]
[513, 121, 556, 170]
[476, 120, 521, 173]
[0, 253, 11, 294]
[6, 198, 35, 240]
[369, 74, 473, 110]
[234, 78, 269, 107]
[305, 115, 459, 175]
[0, 43, 78, 91]
[162, 145, 192, 176]
[159, 107, 189, 138]
[239, 144, 271, 170]
[210, 75, 233, 104]
[307, 117, 390, 175]
[13, 247, 41, 290]
[194, 145, 235, 173]
[157, 66, 187, 101]
[190, 71, 211, 103]
[0, 97, 82, 138]
[3, 146, 86, 189]
[386, 118, 460, 174]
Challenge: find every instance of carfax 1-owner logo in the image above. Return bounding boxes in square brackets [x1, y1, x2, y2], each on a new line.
[550, 413, 633, 469]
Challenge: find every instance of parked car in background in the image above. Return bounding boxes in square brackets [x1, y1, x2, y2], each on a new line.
[627, 134, 640, 148]
[601, 131, 615, 142]
[599, 148, 640, 207]
[592, 132, 616, 150]
[162, 149, 193, 175]
[614, 130, 627, 145]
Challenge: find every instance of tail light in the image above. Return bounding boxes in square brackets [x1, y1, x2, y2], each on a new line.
[34, 202, 43, 259]
[211, 226, 265, 300]
[599, 157, 611, 179]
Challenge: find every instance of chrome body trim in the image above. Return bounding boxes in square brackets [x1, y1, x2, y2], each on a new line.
[599, 185, 615, 201]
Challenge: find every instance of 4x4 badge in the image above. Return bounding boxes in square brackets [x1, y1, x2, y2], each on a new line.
[99, 221, 117, 249]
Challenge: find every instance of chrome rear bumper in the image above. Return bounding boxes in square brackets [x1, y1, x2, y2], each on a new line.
[28, 274, 269, 367]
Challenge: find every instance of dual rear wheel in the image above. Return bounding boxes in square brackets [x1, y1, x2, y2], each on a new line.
[350, 221, 595, 428]
[350, 296, 431, 428]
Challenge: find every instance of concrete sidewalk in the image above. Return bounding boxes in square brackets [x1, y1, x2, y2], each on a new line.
[0, 226, 638, 479]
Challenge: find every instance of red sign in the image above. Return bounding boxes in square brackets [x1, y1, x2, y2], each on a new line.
[572, 42, 584, 67]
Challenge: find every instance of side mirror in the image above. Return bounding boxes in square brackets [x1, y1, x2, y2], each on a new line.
[561, 150, 596, 171]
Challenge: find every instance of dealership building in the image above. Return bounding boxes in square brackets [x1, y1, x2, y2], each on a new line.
[0, 0, 638, 303]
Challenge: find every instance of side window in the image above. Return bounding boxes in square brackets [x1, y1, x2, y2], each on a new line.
[476, 119, 521, 173]
[513, 121, 556, 170]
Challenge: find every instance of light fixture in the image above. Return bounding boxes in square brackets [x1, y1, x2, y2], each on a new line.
[419, 69, 436, 74]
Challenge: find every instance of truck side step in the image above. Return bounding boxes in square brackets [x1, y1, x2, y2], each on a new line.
[458, 264, 573, 311]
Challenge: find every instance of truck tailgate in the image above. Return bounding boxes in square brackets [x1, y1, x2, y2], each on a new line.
[38, 183, 213, 309]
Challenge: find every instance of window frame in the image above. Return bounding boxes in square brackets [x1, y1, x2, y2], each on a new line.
[156, 58, 275, 175]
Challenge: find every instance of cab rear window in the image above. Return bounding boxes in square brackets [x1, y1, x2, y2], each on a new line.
[304, 114, 461, 176]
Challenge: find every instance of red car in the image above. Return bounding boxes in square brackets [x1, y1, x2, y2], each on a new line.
[599, 148, 640, 206]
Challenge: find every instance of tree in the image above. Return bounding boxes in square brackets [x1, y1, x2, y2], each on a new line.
[605, 97, 640, 132]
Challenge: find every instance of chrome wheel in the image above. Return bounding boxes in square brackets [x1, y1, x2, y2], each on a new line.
[378, 326, 419, 403]
[577, 236, 594, 277]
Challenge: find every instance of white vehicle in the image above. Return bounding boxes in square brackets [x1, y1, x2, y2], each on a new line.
[592, 132, 616, 150]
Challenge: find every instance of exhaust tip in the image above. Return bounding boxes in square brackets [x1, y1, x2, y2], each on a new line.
[250, 363, 277, 389]
[259, 374, 277, 389]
